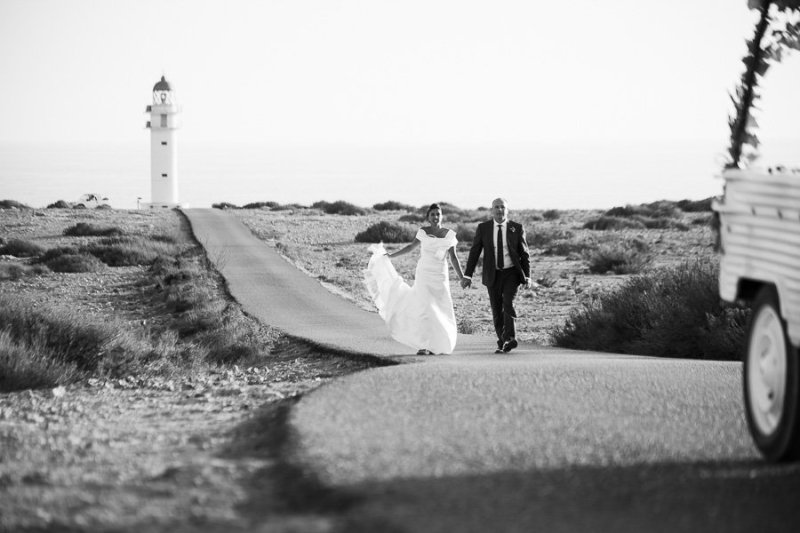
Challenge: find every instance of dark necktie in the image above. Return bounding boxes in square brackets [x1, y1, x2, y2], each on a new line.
[496, 224, 504, 269]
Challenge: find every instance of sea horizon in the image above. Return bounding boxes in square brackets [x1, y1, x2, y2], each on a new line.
[1, 139, 796, 211]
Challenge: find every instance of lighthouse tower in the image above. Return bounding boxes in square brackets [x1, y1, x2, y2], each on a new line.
[144, 76, 181, 208]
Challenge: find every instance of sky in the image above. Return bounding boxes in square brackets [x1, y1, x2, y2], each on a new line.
[0, 0, 798, 148]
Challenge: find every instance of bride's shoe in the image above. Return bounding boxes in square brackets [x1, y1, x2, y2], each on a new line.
[416, 349, 433, 355]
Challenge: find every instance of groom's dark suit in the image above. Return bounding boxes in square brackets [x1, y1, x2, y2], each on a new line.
[464, 219, 531, 349]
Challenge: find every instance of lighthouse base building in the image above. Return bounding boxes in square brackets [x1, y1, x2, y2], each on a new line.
[143, 76, 185, 209]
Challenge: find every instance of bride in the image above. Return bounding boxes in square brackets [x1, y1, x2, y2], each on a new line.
[364, 203, 466, 355]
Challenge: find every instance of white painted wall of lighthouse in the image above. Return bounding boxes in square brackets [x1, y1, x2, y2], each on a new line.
[149, 104, 179, 206]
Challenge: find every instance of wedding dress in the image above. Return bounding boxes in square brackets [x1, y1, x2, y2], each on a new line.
[364, 229, 458, 354]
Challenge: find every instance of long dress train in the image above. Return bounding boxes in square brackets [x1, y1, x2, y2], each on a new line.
[364, 229, 458, 354]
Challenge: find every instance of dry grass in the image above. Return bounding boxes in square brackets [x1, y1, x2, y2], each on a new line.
[0, 206, 381, 532]
[0, 208, 379, 391]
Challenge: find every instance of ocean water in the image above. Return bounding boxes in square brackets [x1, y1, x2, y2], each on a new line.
[0, 139, 796, 211]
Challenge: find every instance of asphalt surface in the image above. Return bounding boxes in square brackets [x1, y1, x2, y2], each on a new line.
[185, 208, 800, 532]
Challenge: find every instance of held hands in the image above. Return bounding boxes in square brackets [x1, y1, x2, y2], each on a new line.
[523, 278, 540, 290]
[459, 277, 536, 290]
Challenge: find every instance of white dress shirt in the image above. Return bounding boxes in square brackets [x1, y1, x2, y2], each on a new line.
[494, 221, 513, 270]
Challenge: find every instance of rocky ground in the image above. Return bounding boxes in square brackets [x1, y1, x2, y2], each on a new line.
[0, 204, 717, 531]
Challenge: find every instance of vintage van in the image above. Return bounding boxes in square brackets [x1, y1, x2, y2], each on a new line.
[715, 167, 800, 461]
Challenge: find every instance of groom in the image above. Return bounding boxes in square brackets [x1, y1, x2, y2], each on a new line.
[461, 198, 532, 353]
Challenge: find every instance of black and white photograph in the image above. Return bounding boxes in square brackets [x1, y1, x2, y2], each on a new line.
[1, 0, 799, 531]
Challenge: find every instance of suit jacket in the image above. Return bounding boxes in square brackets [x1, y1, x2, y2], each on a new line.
[464, 219, 530, 287]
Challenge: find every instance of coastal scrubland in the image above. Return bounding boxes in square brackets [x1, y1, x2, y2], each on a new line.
[0, 204, 377, 531]
[0, 196, 746, 531]
[231, 196, 744, 359]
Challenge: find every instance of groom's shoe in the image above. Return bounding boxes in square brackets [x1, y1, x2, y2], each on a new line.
[495, 340, 504, 354]
[502, 339, 518, 353]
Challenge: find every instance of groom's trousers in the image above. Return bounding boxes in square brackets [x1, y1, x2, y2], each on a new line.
[488, 268, 522, 343]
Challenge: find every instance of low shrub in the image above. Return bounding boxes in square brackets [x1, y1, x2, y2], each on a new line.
[312, 200, 368, 216]
[212, 202, 239, 209]
[0, 239, 45, 257]
[529, 228, 574, 249]
[45, 253, 106, 273]
[0, 263, 23, 281]
[373, 201, 415, 212]
[585, 242, 650, 274]
[583, 216, 646, 231]
[0, 329, 82, 392]
[545, 238, 593, 258]
[85, 242, 160, 266]
[63, 222, 124, 237]
[542, 209, 560, 221]
[82, 235, 179, 267]
[630, 215, 690, 231]
[200, 312, 275, 365]
[0, 263, 49, 281]
[552, 260, 748, 360]
[173, 300, 225, 336]
[605, 201, 680, 219]
[399, 213, 425, 223]
[151, 233, 180, 244]
[0, 200, 30, 209]
[355, 221, 416, 243]
[47, 200, 71, 209]
[274, 203, 308, 211]
[150, 256, 218, 321]
[626, 237, 650, 253]
[0, 295, 152, 382]
[692, 214, 714, 226]
[455, 223, 476, 244]
[677, 198, 714, 212]
[38, 246, 80, 262]
[243, 201, 280, 209]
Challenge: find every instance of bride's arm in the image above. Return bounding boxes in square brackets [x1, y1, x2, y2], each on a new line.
[387, 239, 420, 259]
[448, 247, 465, 281]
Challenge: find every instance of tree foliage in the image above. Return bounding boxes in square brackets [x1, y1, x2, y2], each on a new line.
[726, 0, 800, 168]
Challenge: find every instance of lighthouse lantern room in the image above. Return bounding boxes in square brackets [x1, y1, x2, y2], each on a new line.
[144, 76, 182, 208]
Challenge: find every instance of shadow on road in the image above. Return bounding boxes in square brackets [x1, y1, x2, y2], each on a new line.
[222, 393, 800, 533]
[328, 459, 800, 533]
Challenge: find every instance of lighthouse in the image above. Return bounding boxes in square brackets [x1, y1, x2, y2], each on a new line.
[144, 76, 181, 208]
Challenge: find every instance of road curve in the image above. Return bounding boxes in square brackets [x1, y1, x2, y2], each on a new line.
[291, 351, 756, 485]
[184, 208, 800, 532]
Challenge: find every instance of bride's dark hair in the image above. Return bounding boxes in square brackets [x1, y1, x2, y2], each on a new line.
[426, 203, 442, 217]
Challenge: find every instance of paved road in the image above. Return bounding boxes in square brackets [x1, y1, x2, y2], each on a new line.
[292, 352, 755, 484]
[185, 208, 800, 532]
[185, 207, 488, 360]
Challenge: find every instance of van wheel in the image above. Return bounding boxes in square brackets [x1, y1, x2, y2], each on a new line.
[744, 286, 800, 462]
